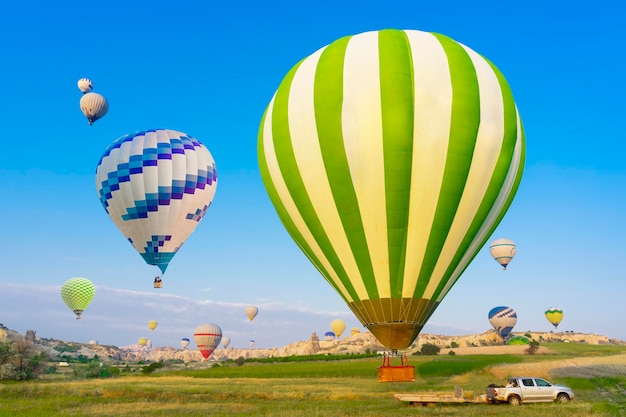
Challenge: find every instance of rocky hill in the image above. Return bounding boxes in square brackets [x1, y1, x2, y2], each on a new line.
[1, 323, 623, 364]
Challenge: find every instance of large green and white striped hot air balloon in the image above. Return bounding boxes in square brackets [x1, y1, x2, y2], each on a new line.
[61, 277, 96, 319]
[258, 29, 525, 351]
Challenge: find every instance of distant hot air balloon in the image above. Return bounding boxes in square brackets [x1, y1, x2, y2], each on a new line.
[148, 320, 158, 332]
[80, 92, 108, 125]
[507, 335, 529, 345]
[95, 129, 218, 286]
[77, 78, 93, 94]
[331, 319, 346, 338]
[258, 29, 525, 351]
[180, 337, 190, 349]
[488, 306, 517, 340]
[489, 238, 517, 270]
[193, 323, 222, 361]
[324, 331, 336, 341]
[248, 340, 255, 347]
[545, 307, 564, 329]
[245, 306, 258, 322]
[221, 337, 230, 349]
[350, 327, 361, 337]
[138, 337, 148, 346]
[60, 277, 96, 319]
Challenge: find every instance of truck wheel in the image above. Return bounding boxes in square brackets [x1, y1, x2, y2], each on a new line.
[508, 396, 521, 406]
[557, 393, 570, 403]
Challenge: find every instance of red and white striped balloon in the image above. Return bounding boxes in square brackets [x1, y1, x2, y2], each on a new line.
[193, 323, 222, 361]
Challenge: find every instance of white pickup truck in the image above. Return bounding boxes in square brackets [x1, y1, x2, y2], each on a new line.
[485, 377, 575, 405]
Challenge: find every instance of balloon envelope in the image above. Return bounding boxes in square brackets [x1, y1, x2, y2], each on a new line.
[488, 306, 517, 339]
[79, 92, 108, 125]
[350, 327, 361, 337]
[95, 129, 218, 280]
[148, 320, 158, 331]
[138, 337, 148, 346]
[245, 306, 258, 321]
[221, 337, 230, 349]
[330, 319, 346, 338]
[193, 323, 222, 360]
[180, 337, 190, 349]
[507, 335, 529, 345]
[258, 28, 525, 350]
[60, 277, 95, 319]
[77, 78, 93, 94]
[489, 238, 517, 270]
[545, 307, 564, 329]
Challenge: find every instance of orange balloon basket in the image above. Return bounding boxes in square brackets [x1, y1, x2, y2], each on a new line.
[154, 277, 163, 288]
[377, 353, 415, 382]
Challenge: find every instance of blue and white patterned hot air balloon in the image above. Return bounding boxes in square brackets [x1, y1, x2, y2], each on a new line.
[96, 129, 218, 285]
[488, 306, 517, 340]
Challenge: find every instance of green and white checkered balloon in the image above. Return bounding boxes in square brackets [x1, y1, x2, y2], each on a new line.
[61, 277, 96, 319]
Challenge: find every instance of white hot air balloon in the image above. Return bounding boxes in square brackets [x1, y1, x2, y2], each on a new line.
[221, 337, 231, 349]
[80, 92, 108, 125]
[95, 129, 218, 286]
[77, 78, 94, 94]
[180, 337, 190, 349]
[245, 306, 258, 321]
[193, 323, 222, 361]
[489, 238, 517, 270]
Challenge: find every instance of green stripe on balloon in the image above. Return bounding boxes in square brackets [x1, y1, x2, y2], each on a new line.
[260, 60, 347, 300]
[430, 46, 524, 301]
[263, 53, 361, 303]
[379, 29, 414, 299]
[412, 33, 480, 300]
[315, 35, 379, 302]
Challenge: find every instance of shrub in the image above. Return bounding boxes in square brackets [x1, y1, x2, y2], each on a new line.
[420, 343, 441, 355]
[235, 356, 246, 366]
[72, 362, 117, 379]
[448, 350, 456, 355]
[526, 340, 540, 355]
[141, 362, 164, 374]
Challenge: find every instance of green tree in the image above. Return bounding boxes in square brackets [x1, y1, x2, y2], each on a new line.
[141, 362, 164, 374]
[526, 340, 540, 355]
[0, 337, 48, 380]
[420, 344, 441, 355]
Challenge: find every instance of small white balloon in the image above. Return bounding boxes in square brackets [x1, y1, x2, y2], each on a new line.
[77, 78, 94, 94]
[80, 92, 108, 125]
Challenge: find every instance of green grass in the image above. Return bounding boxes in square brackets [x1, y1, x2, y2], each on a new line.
[163, 357, 384, 379]
[1, 350, 625, 416]
[542, 342, 626, 356]
[416, 355, 524, 379]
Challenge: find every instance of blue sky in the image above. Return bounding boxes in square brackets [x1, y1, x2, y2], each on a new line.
[0, 0, 624, 349]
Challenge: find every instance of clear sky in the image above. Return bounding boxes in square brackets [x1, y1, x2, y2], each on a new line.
[0, 0, 624, 350]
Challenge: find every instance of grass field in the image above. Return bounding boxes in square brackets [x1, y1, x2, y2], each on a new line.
[1, 343, 625, 416]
